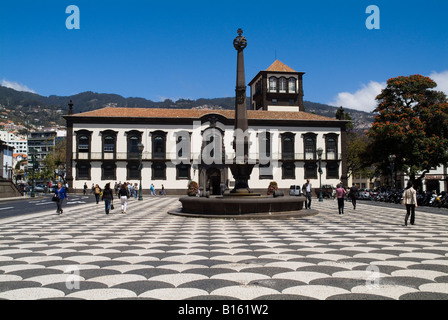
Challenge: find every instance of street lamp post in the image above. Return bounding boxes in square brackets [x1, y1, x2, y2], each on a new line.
[317, 147, 323, 202]
[137, 143, 144, 201]
[29, 150, 37, 198]
[388, 154, 396, 191]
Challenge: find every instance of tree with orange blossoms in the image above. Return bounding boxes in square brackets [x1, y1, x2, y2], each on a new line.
[366, 74, 448, 184]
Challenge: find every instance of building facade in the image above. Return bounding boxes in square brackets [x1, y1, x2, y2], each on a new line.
[65, 108, 348, 195]
[64, 60, 348, 195]
[0, 130, 27, 156]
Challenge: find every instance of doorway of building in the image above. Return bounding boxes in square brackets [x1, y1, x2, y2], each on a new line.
[206, 167, 221, 195]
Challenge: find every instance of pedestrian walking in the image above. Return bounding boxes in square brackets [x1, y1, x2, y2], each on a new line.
[128, 183, 134, 199]
[336, 184, 347, 214]
[150, 183, 155, 196]
[349, 184, 358, 210]
[94, 184, 102, 204]
[53, 182, 68, 215]
[114, 182, 119, 197]
[101, 183, 114, 215]
[402, 181, 418, 226]
[303, 179, 312, 209]
[161, 184, 166, 196]
[118, 183, 130, 214]
[83, 182, 88, 196]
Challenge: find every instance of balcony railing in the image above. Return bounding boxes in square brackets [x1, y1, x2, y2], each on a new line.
[73, 152, 342, 162]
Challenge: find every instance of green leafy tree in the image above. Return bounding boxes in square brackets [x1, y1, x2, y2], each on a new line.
[43, 139, 66, 181]
[346, 130, 375, 181]
[366, 74, 448, 183]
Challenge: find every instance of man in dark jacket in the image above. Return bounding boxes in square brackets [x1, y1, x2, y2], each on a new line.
[303, 179, 312, 209]
[101, 183, 114, 215]
[349, 184, 359, 210]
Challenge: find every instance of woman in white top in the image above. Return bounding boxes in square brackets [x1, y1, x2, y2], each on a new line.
[402, 181, 418, 226]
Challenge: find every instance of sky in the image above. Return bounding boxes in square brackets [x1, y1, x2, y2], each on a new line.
[1, 0, 447, 113]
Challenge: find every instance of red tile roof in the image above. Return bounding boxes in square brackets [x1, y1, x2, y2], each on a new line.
[266, 60, 297, 72]
[71, 107, 337, 122]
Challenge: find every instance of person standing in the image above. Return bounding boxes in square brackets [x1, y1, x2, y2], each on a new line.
[349, 184, 358, 210]
[134, 183, 138, 199]
[336, 184, 347, 215]
[83, 182, 88, 196]
[303, 179, 312, 209]
[102, 183, 114, 215]
[118, 183, 130, 214]
[54, 182, 68, 215]
[402, 181, 418, 226]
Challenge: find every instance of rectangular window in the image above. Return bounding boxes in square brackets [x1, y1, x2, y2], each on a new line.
[326, 163, 339, 179]
[102, 163, 116, 180]
[176, 164, 191, 180]
[152, 163, 166, 180]
[259, 162, 273, 180]
[127, 162, 140, 180]
[282, 162, 295, 180]
[77, 163, 90, 180]
[304, 163, 317, 179]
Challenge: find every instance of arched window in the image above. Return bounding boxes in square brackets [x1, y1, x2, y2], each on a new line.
[279, 77, 287, 93]
[126, 130, 143, 160]
[152, 131, 167, 159]
[78, 136, 90, 152]
[129, 136, 140, 154]
[281, 133, 295, 160]
[326, 137, 338, 160]
[258, 131, 271, 159]
[304, 136, 316, 160]
[288, 78, 297, 93]
[104, 136, 115, 153]
[202, 128, 224, 164]
[269, 77, 277, 93]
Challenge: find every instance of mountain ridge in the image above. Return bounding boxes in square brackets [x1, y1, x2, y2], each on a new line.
[0, 86, 374, 129]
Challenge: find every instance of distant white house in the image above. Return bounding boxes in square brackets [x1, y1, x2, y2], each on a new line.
[0, 140, 14, 179]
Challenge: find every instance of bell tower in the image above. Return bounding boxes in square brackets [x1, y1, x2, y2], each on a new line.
[248, 60, 305, 112]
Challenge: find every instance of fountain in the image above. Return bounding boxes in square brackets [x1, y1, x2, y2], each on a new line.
[169, 29, 316, 219]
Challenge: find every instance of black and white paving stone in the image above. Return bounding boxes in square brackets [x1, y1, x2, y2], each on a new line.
[1, 197, 448, 300]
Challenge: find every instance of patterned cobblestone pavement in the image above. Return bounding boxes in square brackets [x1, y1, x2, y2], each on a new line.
[1, 197, 448, 300]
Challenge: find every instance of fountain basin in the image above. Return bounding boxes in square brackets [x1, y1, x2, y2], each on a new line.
[168, 195, 318, 220]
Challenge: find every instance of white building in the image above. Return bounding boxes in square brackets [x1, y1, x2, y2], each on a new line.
[64, 61, 348, 195]
[0, 130, 27, 155]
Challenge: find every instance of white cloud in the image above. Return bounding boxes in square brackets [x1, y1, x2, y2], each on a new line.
[329, 81, 385, 113]
[1, 79, 36, 93]
[329, 70, 448, 113]
[429, 70, 448, 96]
